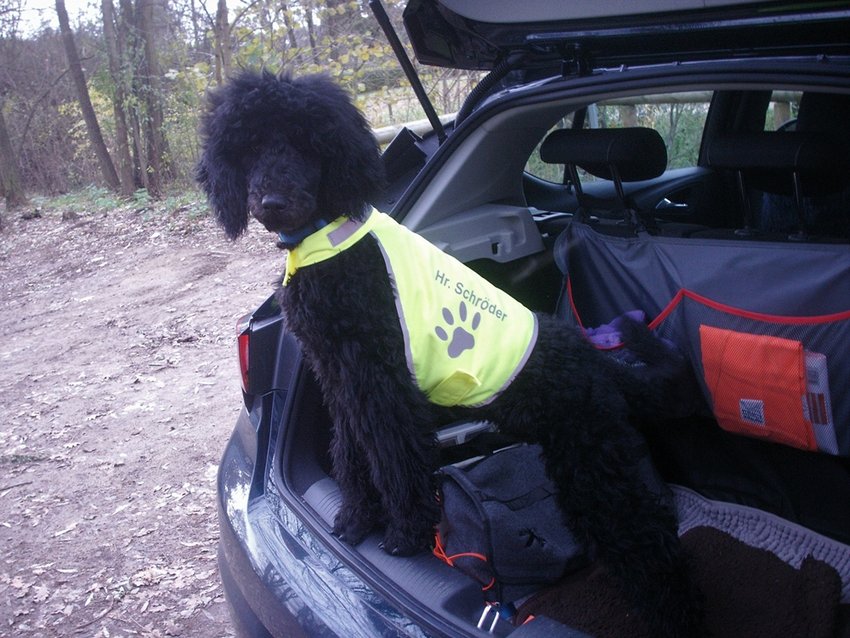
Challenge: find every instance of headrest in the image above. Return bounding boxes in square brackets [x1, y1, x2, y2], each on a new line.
[796, 92, 850, 139]
[706, 131, 850, 195]
[539, 127, 667, 182]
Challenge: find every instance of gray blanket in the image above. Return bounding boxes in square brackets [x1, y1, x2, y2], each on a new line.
[673, 485, 850, 602]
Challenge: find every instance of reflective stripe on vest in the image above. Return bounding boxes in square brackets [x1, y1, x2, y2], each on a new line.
[284, 210, 538, 407]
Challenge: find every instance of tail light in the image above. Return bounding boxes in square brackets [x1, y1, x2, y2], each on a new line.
[236, 314, 252, 393]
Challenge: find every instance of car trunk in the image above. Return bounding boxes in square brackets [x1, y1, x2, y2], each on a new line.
[272, 370, 515, 636]
[268, 217, 850, 634]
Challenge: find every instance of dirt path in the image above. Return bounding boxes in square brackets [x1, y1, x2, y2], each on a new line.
[0, 201, 282, 636]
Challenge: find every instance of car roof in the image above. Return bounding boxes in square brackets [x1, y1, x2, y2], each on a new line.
[402, 0, 850, 70]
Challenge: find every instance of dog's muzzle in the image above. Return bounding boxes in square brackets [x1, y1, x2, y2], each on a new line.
[261, 194, 288, 211]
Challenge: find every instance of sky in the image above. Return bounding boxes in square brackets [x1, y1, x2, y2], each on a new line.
[19, 0, 94, 35]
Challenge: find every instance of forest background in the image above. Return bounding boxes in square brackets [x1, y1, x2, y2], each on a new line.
[0, 0, 477, 226]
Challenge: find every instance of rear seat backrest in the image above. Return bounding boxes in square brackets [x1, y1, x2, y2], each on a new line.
[553, 217, 850, 456]
[796, 92, 850, 139]
[704, 130, 849, 239]
[769, 92, 850, 238]
[704, 92, 850, 239]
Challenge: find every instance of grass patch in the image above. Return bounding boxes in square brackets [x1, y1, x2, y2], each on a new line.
[33, 185, 125, 215]
[28, 184, 211, 225]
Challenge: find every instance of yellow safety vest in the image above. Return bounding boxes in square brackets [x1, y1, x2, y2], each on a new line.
[284, 210, 538, 407]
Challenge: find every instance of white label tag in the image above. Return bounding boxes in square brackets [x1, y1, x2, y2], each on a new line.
[739, 399, 765, 426]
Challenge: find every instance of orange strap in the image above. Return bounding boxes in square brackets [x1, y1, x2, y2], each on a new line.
[433, 530, 495, 591]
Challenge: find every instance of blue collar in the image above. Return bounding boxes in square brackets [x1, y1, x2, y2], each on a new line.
[277, 218, 330, 246]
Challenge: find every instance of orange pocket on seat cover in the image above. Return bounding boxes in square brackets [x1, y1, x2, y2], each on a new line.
[699, 325, 816, 451]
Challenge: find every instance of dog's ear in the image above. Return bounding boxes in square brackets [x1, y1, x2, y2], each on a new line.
[297, 75, 386, 220]
[196, 151, 249, 240]
[196, 77, 256, 239]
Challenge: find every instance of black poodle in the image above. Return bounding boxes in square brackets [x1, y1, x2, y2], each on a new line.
[197, 70, 702, 637]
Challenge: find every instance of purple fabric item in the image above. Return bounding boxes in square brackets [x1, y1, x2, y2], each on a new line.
[584, 310, 647, 348]
[585, 311, 680, 367]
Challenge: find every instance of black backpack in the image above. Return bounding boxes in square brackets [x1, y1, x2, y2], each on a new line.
[434, 444, 588, 607]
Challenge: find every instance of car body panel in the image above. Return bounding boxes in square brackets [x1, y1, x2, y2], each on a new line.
[403, 0, 850, 70]
[219, 404, 437, 638]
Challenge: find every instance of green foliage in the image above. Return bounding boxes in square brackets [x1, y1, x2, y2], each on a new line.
[31, 184, 210, 226]
[2, 0, 487, 202]
[34, 184, 126, 214]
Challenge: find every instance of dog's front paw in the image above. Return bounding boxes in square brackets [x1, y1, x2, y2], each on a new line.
[380, 518, 435, 557]
[380, 531, 425, 557]
[333, 506, 377, 546]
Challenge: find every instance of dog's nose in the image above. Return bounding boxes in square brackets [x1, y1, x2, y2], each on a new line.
[261, 194, 287, 210]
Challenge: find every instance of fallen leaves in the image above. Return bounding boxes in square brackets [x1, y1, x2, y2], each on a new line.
[1, 507, 224, 633]
[0, 205, 277, 636]
[53, 522, 78, 538]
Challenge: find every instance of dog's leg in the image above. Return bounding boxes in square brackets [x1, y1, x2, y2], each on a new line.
[324, 387, 439, 555]
[532, 396, 703, 638]
[486, 325, 703, 636]
[330, 419, 383, 544]
[368, 423, 439, 556]
[349, 402, 438, 555]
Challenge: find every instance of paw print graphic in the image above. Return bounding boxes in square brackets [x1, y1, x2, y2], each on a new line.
[435, 301, 481, 358]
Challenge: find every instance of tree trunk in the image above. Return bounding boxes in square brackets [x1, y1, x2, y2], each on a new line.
[0, 102, 27, 218]
[281, 2, 297, 49]
[667, 104, 683, 151]
[136, 0, 169, 197]
[619, 104, 638, 128]
[304, 0, 317, 53]
[101, 0, 135, 197]
[55, 0, 121, 191]
[117, 0, 146, 190]
[323, 0, 346, 60]
[189, 0, 201, 49]
[214, 0, 231, 84]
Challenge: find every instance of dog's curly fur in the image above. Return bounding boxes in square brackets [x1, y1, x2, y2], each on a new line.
[198, 70, 703, 637]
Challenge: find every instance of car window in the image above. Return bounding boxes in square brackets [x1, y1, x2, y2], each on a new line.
[525, 113, 579, 183]
[525, 93, 711, 183]
[766, 91, 801, 131]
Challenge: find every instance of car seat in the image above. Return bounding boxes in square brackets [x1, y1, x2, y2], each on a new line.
[702, 129, 849, 240]
[759, 92, 850, 239]
[702, 92, 850, 240]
